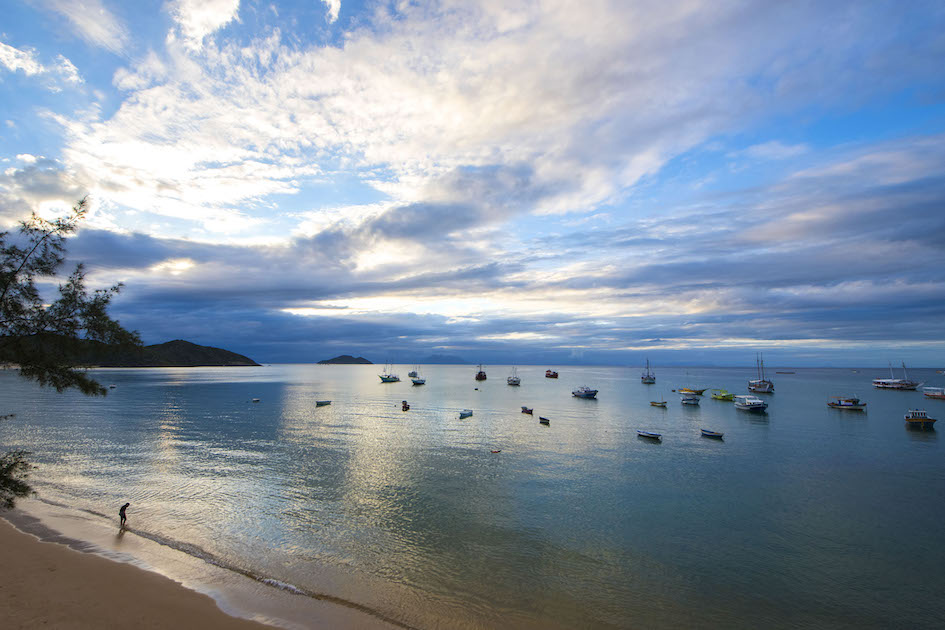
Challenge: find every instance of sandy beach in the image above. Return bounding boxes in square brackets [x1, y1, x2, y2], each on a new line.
[0, 516, 271, 629]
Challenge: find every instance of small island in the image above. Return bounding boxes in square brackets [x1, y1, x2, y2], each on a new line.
[317, 354, 373, 364]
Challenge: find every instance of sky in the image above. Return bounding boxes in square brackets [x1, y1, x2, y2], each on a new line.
[1, 0, 944, 366]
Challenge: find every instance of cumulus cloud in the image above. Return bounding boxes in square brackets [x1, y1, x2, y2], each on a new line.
[0, 42, 82, 90]
[170, 0, 241, 47]
[321, 0, 341, 23]
[42, 0, 129, 55]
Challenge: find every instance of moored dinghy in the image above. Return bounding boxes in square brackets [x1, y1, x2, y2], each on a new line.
[521, 406, 534, 414]
[459, 409, 473, 419]
[539, 416, 550, 425]
[637, 430, 661, 440]
[315, 400, 331, 406]
[701, 429, 724, 439]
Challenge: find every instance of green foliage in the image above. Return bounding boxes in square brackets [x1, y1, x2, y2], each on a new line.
[1, 198, 140, 508]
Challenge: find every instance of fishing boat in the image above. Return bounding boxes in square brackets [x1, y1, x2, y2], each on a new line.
[572, 386, 598, 399]
[641, 359, 655, 384]
[407, 367, 418, 378]
[710, 389, 734, 401]
[411, 376, 426, 385]
[678, 387, 706, 396]
[904, 409, 936, 429]
[873, 362, 921, 390]
[539, 416, 550, 424]
[459, 409, 473, 419]
[507, 367, 521, 386]
[475, 365, 487, 381]
[545, 369, 558, 378]
[680, 393, 700, 405]
[251, 398, 260, 403]
[650, 399, 667, 407]
[315, 400, 331, 407]
[922, 387, 945, 400]
[637, 430, 661, 440]
[827, 396, 866, 410]
[734, 394, 768, 412]
[748, 353, 774, 393]
[379, 362, 400, 383]
[700, 429, 724, 439]
[521, 406, 534, 414]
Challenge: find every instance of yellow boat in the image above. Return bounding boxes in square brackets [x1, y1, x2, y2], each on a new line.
[710, 389, 735, 401]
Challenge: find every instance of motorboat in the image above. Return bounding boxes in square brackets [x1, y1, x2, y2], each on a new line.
[748, 353, 774, 393]
[710, 389, 735, 401]
[315, 400, 331, 406]
[379, 362, 400, 383]
[922, 387, 945, 400]
[545, 369, 558, 378]
[827, 396, 866, 410]
[637, 430, 661, 440]
[701, 429, 724, 439]
[507, 367, 521, 386]
[641, 359, 655, 384]
[572, 386, 598, 399]
[475, 365, 487, 381]
[904, 409, 936, 429]
[680, 394, 700, 405]
[521, 406, 534, 414]
[459, 409, 473, 419]
[734, 395, 768, 412]
[873, 362, 921, 390]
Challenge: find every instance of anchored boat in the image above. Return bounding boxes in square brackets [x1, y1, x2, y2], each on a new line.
[827, 396, 866, 411]
[904, 409, 936, 429]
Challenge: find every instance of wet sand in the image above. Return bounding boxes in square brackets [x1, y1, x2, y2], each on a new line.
[0, 516, 271, 629]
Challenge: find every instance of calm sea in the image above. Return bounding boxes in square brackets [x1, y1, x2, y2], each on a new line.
[1, 364, 944, 629]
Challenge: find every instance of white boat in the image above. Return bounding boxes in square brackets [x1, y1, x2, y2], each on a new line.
[923, 387, 945, 400]
[680, 393, 700, 405]
[827, 396, 866, 410]
[637, 430, 661, 440]
[459, 409, 473, 419]
[379, 362, 400, 383]
[641, 359, 655, 384]
[904, 409, 936, 429]
[734, 395, 768, 412]
[251, 398, 260, 403]
[315, 400, 331, 406]
[701, 429, 724, 439]
[873, 362, 921, 390]
[411, 377, 426, 386]
[748, 353, 774, 393]
[572, 386, 598, 399]
[507, 367, 521, 386]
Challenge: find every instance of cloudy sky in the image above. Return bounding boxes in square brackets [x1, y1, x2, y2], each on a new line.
[2, 0, 944, 366]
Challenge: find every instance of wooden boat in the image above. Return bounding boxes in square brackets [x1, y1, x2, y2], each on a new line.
[402, 400, 410, 411]
[641, 359, 655, 384]
[459, 409, 473, 419]
[680, 394, 700, 405]
[701, 429, 724, 439]
[545, 369, 558, 378]
[873, 362, 921, 390]
[539, 416, 550, 424]
[379, 362, 400, 382]
[678, 387, 706, 396]
[475, 365, 487, 381]
[922, 387, 945, 400]
[637, 430, 661, 440]
[521, 406, 534, 414]
[650, 400, 667, 407]
[904, 409, 936, 429]
[748, 353, 774, 393]
[315, 400, 331, 406]
[710, 389, 734, 401]
[491, 450, 501, 454]
[827, 396, 866, 410]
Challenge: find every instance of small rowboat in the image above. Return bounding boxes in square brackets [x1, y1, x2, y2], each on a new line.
[315, 400, 331, 406]
[459, 409, 473, 419]
[701, 429, 724, 439]
[521, 406, 534, 414]
[650, 400, 667, 407]
[678, 387, 706, 396]
[402, 400, 410, 411]
[539, 416, 550, 424]
[637, 430, 661, 440]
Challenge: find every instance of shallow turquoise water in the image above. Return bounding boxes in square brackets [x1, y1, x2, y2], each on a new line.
[2, 364, 944, 628]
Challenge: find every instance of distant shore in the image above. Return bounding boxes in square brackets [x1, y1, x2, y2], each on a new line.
[0, 515, 270, 629]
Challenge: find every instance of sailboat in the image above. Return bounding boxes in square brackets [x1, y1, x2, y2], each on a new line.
[379, 362, 400, 383]
[475, 364, 487, 381]
[748, 353, 774, 393]
[507, 367, 521, 386]
[873, 362, 921, 390]
[641, 359, 655, 384]
[411, 367, 426, 385]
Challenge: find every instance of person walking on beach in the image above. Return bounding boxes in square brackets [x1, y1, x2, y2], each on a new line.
[119, 502, 130, 528]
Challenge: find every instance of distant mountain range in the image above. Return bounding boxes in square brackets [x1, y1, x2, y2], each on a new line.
[317, 355, 373, 364]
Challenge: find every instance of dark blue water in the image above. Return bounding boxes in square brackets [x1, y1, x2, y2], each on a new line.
[1, 364, 943, 628]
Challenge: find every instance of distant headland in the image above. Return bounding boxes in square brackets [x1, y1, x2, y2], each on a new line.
[317, 355, 373, 364]
[0, 337, 261, 367]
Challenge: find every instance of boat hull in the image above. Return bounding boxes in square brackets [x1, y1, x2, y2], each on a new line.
[701, 429, 724, 439]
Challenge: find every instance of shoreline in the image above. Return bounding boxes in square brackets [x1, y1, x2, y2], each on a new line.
[0, 514, 272, 629]
[1, 499, 402, 630]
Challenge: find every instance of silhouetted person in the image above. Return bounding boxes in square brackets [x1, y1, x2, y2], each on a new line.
[119, 502, 130, 528]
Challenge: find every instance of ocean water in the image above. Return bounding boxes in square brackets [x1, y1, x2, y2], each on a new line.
[2, 364, 944, 629]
